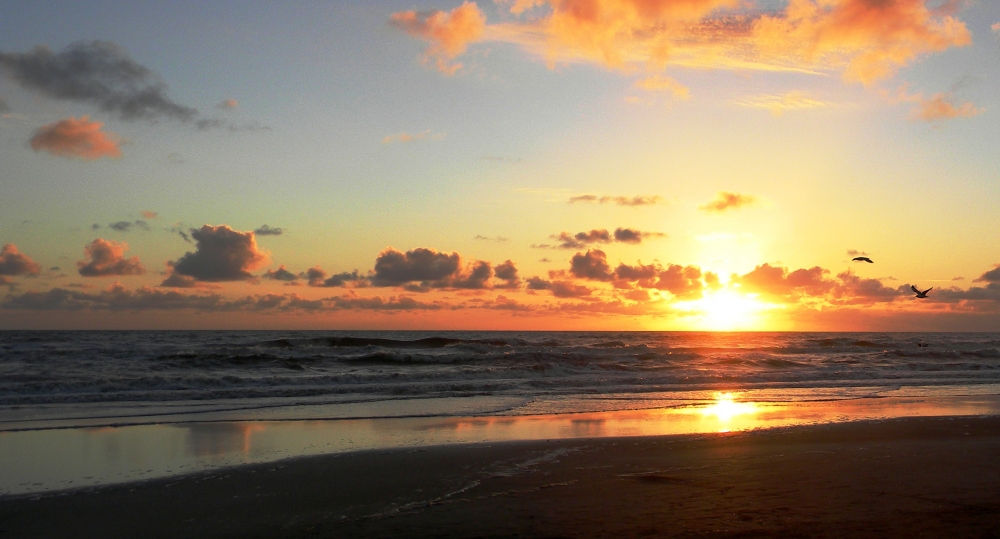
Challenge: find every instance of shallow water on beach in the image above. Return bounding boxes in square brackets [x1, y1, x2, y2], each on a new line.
[3, 394, 1000, 496]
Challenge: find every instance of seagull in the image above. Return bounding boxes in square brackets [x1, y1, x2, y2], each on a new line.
[852, 257, 874, 263]
[911, 285, 932, 298]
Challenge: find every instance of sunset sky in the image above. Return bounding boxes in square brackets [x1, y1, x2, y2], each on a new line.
[1, 0, 999, 330]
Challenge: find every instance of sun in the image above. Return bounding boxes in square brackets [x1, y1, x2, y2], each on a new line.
[677, 288, 777, 331]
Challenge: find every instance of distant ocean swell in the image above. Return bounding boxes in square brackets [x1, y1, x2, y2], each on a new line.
[2, 331, 1000, 410]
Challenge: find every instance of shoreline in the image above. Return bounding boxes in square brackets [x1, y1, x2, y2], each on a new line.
[3, 414, 1000, 538]
[3, 394, 1000, 496]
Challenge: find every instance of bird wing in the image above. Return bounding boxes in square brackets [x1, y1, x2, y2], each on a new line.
[911, 285, 919, 293]
[864, 258, 873, 263]
[924, 287, 933, 294]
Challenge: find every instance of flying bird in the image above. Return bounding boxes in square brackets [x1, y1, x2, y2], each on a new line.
[911, 285, 932, 298]
[852, 257, 874, 263]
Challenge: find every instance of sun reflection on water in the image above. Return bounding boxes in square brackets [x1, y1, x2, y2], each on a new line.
[700, 392, 758, 432]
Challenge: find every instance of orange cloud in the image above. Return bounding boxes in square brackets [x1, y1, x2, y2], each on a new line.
[889, 85, 983, 122]
[735, 263, 833, 299]
[910, 92, 982, 122]
[512, 0, 740, 68]
[475, 0, 972, 85]
[387, 0, 972, 93]
[390, 1, 486, 74]
[77, 239, 145, 277]
[141, 210, 158, 219]
[753, 0, 971, 84]
[29, 116, 122, 160]
[699, 191, 756, 213]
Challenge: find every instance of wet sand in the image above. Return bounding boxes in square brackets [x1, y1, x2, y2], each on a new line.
[3, 415, 1000, 538]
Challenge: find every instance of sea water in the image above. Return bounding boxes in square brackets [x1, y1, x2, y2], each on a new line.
[3, 330, 1000, 428]
[3, 331, 1000, 494]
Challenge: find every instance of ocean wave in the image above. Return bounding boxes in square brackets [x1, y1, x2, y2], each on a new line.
[3, 331, 1000, 410]
[260, 336, 512, 349]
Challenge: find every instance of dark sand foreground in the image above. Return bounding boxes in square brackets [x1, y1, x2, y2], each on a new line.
[3, 416, 1000, 538]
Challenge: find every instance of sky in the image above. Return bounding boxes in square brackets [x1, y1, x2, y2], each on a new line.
[1, 0, 999, 331]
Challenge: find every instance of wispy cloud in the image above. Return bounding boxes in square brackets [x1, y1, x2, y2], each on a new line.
[733, 91, 828, 116]
[911, 93, 982, 122]
[887, 84, 983, 122]
[753, 0, 971, 84]
[535, 228, 665, 249]
[394, 0, 971, 87]
[382, 130, 445, 144]
[633, 75, 689, 100]
[568, 195, 662, 206]
[254, 225, 284, 236]
[108, 220, 150, 233]
[473, 235, 509, 242]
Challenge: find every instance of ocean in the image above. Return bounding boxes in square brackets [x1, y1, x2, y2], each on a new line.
[3, 330, 1000, 431]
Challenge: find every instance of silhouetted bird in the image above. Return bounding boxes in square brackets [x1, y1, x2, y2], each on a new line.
[911, 285, 932, 298]
[852, 257, 874, 263]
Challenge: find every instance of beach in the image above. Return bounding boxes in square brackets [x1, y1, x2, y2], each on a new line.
[3, 415, 1000, 538]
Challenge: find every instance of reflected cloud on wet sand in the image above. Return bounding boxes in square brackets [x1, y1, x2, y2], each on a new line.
[183, 423, 265, 457]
